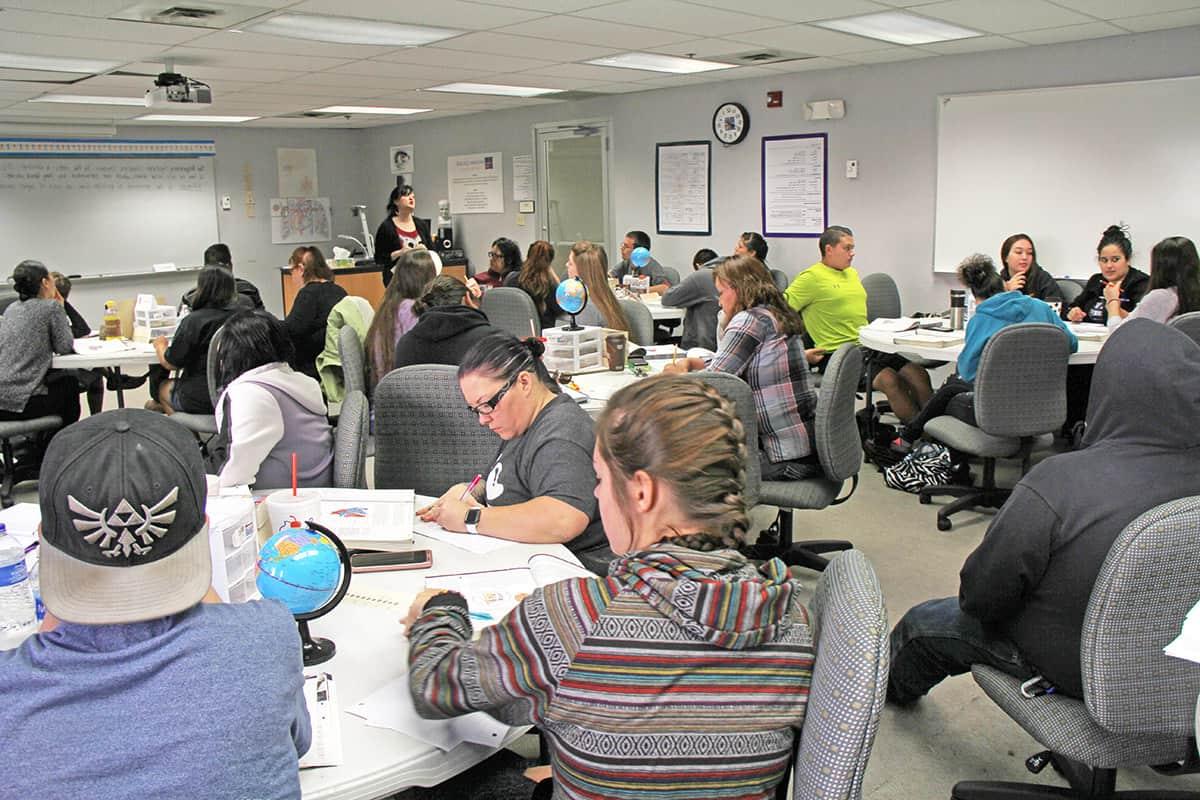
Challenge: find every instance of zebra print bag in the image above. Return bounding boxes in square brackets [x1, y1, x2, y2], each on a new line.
[883, 440, 956, 493]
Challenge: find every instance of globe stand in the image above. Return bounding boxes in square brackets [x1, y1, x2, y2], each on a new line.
[563, 312, 582, 332]
[292, 520, 352, 668]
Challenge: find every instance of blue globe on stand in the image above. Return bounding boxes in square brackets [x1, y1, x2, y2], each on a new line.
[257, 521, 352, 666]
[630, 246, 651, 268]
[556, 277, 588, 331]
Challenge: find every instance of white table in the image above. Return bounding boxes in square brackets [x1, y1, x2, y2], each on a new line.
[299, 534, 579, 800]
[52, 339, 160, 408]
[638, 294, 684, 323]
[858, 324, 1105, 365]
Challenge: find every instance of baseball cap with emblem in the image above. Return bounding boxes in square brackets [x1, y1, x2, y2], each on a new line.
[38, 409, 211, 625]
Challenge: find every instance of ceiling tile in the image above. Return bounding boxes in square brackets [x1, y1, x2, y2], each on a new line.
[286, 0, 549, 29]
[323, 60, 482, 81]
[469, 0, 616, 10]
[368, 90, 483, 108]
[572, 0, 783, 36]
[287, 72, 430, 92]
[431, 31, 619, 61]
[157, 46, 352, 71]
[746, 24, 891, 55]
[911, 0, 1095, 34]
[679, 0, 890, 23]
[494, 15, 695, 49]
[123, 61, 296, 83]
[583, 81, 654, 93]
[1008, 21, 1128, 44]
[0, 10, 211, 46]
[1049, 0, 1200, 17]
[918, 34, 1025, 54]
[514, 61, 659, 81]
[650, 37, 771, 59]
[840, 46, 934, 63]
[0, 30, 166, 62]
[484, 72, 609, 90]
[182, 30, 399, 59]
[374, 48, 556, 73]
[1113, 7, 1200, 30]
[0, 1, 141, 17]
[759, 55, 855, 72]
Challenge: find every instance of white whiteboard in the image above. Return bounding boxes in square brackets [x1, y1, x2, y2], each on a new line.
[934, 75, 1200, 277]
[0, 153, 219, 275]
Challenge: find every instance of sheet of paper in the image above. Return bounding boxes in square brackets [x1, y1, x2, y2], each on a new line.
[425, 567, 536, 624]
[1164, 598, 1200, 663]
[527, 553, 593, 587]
[0, 503, 40, 550]
[410, 495, 513, 555]
[346, 676, 514, 751]
[299, 671, 343, 768]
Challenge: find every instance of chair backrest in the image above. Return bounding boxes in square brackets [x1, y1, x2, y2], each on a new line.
[972, 323, 1069, 438]
[861, 273, 902, 322]
[1056, 278, 1084, 305]
[770, 269, 789, 293]
[205, 324, 225, 404]
[338, 324, 367, 396]
[373, 365, 501, 495]
[481, 286, 541, 338]
[1167, 311, 1200, 347]
[618, 298, 655, 346]
[813, 344, 864, 483]
[333, 389, 369, 489]
[691, 372, 760, 508]
[792, 549, 889, 800]
[1081, 495, 1200, 737]
[660, 265, 681, 287]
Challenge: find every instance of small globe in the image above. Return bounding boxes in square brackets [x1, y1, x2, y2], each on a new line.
[630, 246, 651, 268]
[257, 526, 343, 615]
[556, 277, 588, 316]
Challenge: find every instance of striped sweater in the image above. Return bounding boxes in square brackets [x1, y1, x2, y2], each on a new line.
[408, 545, 815, 800]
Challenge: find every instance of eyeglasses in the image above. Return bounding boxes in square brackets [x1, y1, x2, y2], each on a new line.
[466, 375, 517, 416]
[488, 251, 503, 259]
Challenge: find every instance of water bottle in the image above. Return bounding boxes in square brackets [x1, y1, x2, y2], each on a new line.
[0, 524, 37, 650]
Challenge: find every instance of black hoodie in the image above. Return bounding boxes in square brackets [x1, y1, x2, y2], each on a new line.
[393, 305, 500, 369]
[958, 319, 1200, 698]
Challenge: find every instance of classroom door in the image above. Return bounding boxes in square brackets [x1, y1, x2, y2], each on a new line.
[535, 120, 611, 274]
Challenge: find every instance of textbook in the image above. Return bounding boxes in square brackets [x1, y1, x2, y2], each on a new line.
[868, 316, 946, 333]
[892, 330, 965, 348]
[316, 489, 415, 551]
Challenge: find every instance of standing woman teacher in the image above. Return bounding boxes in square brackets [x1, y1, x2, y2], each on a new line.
[374, 184, 433, 287]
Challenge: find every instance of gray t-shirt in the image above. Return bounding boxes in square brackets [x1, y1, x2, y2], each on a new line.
[0, 297, 74, 412]
[484, 393, 613, 574]
[662, 264, 720, 351]
[610, 255, 673, 287]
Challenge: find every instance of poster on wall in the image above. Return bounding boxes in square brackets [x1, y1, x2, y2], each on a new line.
[655, 141, 710, 236]
[390, 145, 413, 185]
[270, 197, 332, 244]
[512, 154, 534, 202]
[761, 134, 827, 238]
[448, 152, 503, 214]
[276, 148, 318, 197]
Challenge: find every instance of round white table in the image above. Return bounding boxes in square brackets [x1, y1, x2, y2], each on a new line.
[857, 324, 1105, 365]
[52, 338, 160, 408]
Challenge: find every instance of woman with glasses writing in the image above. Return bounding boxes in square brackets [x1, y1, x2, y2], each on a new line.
[473, 237, 521, 288]
[417, 331, 614, 574]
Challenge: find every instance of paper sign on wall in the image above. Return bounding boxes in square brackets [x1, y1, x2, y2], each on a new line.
[448, 152, 503, 214]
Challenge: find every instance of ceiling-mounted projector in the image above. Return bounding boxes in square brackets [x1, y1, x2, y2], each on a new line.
[145, 72, 212, 107]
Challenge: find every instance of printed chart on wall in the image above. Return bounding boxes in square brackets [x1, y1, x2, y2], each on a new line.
[270, 197, 332, 244]
[761, 134, 827, 238]
[655, 141, 710, 236]
[448, 151, 503, 214]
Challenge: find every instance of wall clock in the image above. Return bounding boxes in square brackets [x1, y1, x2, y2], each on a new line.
[712, 102, 750, 145]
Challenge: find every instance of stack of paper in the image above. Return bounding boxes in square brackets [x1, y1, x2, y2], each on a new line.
[892, 329, 965, 347]
[1069, 323, 1109, 342]
[346, 676, 514, 751]
[317, 489, 414, 551]
[1164, 599, 1200, 663]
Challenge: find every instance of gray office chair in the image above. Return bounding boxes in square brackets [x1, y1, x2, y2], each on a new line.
[691, 372, 760, 508]
[481, 286, 541, 339]
[0, 415, 62, 507]
[660, 265, 681, 287]
[771, 269, 789, 293]
[333, 389, 368, 489]
[1168, 311, 1200, 347]
[952, 495, 1200, 800]
[783, 549, 889, 800]
[373, 365, 501, 495]
[862, 272, 903, 321]
[337, 324, 367, 397]
[920, 323, 1069, 531]
[752, 344, 862, 572]
[169, 325, 223, 442]
[1056, 277, 1084, 306]
[618, 298, 655, 346]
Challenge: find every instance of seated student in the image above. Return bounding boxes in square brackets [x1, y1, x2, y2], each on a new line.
[364, 249, 437, 393]
[417, 332, 615, 574]
[406, 375, 815, 800]
[153, 266, 237, 415]
[512, 240, 561, 329]
[181, 243, 264, 312]
[735, 230, 770, 264]
[393, 275, 499, 369]
[212, 310, 333, 490]
[48, 271, 103, 416]
[999, 232, 1065, 303]
[475, 237, 520, 288]
[1065, 225, 1149, 324]
[284, 246, 347, 381]
[610, 230, 675, 293]
[664, 256, 823, 480]
[1107, 235, 1200, 330]
[662, 251, 722, 351]
[784, 225, 933, 422]
[692, 247, 718, 270]
[0, 409, 311, 800]
[566, 240, 630, 332]
[888, 320, 1200, 704]
[0, 260, 79, 428]
[891, 253, 1077, 452]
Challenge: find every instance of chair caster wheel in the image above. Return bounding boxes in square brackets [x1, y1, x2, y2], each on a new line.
[937, 517, 952, 531]
[918, 494, 931, 505]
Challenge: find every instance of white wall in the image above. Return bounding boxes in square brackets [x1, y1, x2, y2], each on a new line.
[360, 24, 1200, 314]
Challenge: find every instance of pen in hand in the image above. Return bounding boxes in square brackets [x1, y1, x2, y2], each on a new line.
[460, 474, 482, 502]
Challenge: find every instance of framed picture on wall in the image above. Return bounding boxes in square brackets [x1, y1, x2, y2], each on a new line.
[655, 141, 710, 236]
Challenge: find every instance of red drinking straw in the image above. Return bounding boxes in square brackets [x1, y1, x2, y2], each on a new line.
[291, 452, 298, 496]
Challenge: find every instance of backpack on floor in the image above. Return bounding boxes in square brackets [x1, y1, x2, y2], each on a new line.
[883, 441, 956, 494]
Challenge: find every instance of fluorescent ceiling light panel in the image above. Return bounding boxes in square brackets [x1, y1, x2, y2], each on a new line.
[0, 52, 118, 74]
[584, 52, 735, 74]
[813, 12, 980, 45]
[247, 13, 461, 46]
[136, 114, 259, 123]
[314, 105, 431, 115]
[426, 82, 561, 97]
[30, 95, 147, 107]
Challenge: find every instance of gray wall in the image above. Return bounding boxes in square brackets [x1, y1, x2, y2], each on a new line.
[360, 24, 1200, 313]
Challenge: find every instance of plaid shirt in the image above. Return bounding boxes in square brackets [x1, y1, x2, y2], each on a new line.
[708, 307, 817, 463]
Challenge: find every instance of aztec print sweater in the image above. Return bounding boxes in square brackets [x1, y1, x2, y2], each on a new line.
[408, 545, 815, 800]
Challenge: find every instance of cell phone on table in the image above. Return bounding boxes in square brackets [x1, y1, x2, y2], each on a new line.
[350, 549, 433, 573]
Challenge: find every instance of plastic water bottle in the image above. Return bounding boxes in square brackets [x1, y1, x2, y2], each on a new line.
[0, 524, 37, 650]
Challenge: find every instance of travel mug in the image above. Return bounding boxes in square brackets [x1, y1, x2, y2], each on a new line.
[949, 290, 966, 330]
[605, 333, 627, 371]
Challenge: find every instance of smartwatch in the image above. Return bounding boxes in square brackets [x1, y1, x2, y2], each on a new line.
[464, 507, 482, 535]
